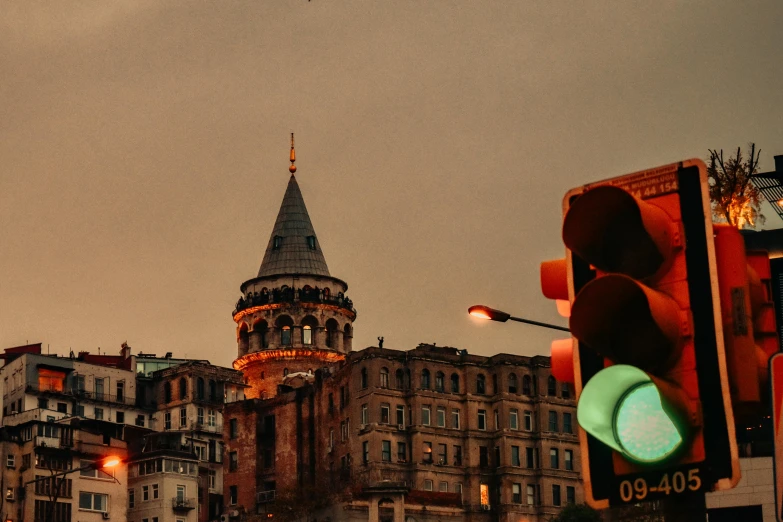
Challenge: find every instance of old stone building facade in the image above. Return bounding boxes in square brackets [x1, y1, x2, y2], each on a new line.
[222, 140, 581, 521]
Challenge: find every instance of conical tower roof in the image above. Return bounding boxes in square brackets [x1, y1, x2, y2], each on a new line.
[257, 174, 331, 278]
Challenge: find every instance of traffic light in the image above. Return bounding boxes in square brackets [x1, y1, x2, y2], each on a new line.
[547, 159, 739, 509]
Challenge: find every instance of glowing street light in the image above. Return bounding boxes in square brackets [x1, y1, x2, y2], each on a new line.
[468, 305, 569, 332]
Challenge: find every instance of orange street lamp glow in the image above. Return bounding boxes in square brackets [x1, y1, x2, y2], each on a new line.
[101, 457, 121, 468]
[468, 305, 569, 332]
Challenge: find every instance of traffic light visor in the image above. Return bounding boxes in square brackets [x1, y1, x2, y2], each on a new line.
[563, 185, 676, 280]
[578, 365, 687, 465]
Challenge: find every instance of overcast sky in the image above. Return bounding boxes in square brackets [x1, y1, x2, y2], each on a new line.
[2, 1, 782, 368]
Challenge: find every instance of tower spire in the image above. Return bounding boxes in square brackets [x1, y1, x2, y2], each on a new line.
[289, 132, 297, 174]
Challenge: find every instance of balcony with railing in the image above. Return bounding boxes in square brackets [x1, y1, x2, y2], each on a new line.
[25, 384, 138, 406]
[172, 497, 196, 510]
[234, 286, 355, 316]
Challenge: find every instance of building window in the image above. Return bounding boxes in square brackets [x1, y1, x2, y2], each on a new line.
[511, 446, 520, 466]
[479, 446, 488, 468]
[116, 381, 125, 402]
[395, 369, 405, 389]
[381, 440, 391, 462]
[306, 235, 316, 250]
[362, 441, 369, 464]
[197, 408, 204, 425]
[553, 484, 562, 506]
[435, 372, 444, 392]
[129, 488, 135, 508]
[397, 442, 407, 462]
[208, 410, 216, 426]
[38, 368, 65, 392]
[480, 483, 490, 507]
[494, 409, 499, 430]
[281, 326, 291, 345]
[565, 449, 574, 471]
[273, 236, 282, 249]
[380, 367, 389, 388]
[303, 325, 312, 345]
[436, 407, 446, 427]
[229, 452, 238, 471]
[451, 409, 460, 429]
[209, 469, 217, 490]
[550, 448, 559, 469]
[527, 485, 537, 506]
[6, 455, 14, 468]
[380, 403, 390, 424]
[522, 375, 532, 395]
[508, 373, 518, 393]
[562, 382, 571, 399]
[116, 411, 125, 423]
[180, 407, 187, 427]
[451, 373, 459, 393]
[229, 485, 237, 505]
[512, 483, 522, 503]
[142, 485, 149, 501]
[549, 411, 558, 432]
[94, 408, 103, 420]
[421, 406, 431, 426]
[164, 412, 171, 430]
[361, 404, 368, 425]
[421, 369, 430, 389]
[526, 447, 537, 469]
[439, 481, 448, 492]
[437, 443, 447, 465]
[424, 479, 433, 491]
[455, 482, 463, 498]
[477, 409, 486, 430]
[423, 442, 433, 463]
[454, 445, 462, 465]
[38, 397, 49, 409]
[476, 374, 486, 394]
[79, 492, 107, 512]
[360, 368, 368, 389]
[567, 486, 576, 504]
[524, 410, 533, 431]
[548, 376, 557, 396]
[396, 405, 405, 427]
[509, 409, 519, 430]
[563, 412, 573, 434]
[229, 419, 238, 439]
[341, 419, 349, 441]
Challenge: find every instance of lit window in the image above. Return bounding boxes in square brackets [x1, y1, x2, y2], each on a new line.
[480, 483, 490, 507]
[303, 325, 312, 345]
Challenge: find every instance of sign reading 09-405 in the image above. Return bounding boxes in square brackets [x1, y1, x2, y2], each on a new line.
[555, 160, 740, 508]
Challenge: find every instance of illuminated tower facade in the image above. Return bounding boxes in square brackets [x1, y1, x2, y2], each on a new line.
[232, 136, 356, 398]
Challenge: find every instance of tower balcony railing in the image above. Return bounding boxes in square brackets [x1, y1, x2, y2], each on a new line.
[234, 287, 355, 316]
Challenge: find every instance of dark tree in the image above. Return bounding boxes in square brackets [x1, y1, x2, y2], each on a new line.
[550, 503, 603, 522]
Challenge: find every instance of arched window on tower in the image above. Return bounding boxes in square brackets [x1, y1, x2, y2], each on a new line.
[302, 325, 312, 345]
[281, 326, 291, 345]
[522, 375, 531, 395]
[380, 367, 389, 389]
[325, 319, 339, 348]
[360, 368, 368, 389]
[179, 377, 187, 400]
[421, 369, 431, 390]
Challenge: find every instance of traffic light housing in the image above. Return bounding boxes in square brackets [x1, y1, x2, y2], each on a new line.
[548, 159, 739, 508]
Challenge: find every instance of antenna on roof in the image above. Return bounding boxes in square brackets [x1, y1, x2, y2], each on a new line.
[289, 132, 297, 174]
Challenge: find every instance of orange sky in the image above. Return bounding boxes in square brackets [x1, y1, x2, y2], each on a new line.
[1, 2, 782, 368]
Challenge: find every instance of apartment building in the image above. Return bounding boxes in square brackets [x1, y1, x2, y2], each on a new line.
[0, 410, 128, 522]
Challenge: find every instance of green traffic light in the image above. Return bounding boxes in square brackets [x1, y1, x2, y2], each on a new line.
[615, 382, 683, 463]
[577, 365, 687, 465]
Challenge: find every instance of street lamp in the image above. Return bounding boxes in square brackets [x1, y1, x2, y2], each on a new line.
[468, 305, 570, 332]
